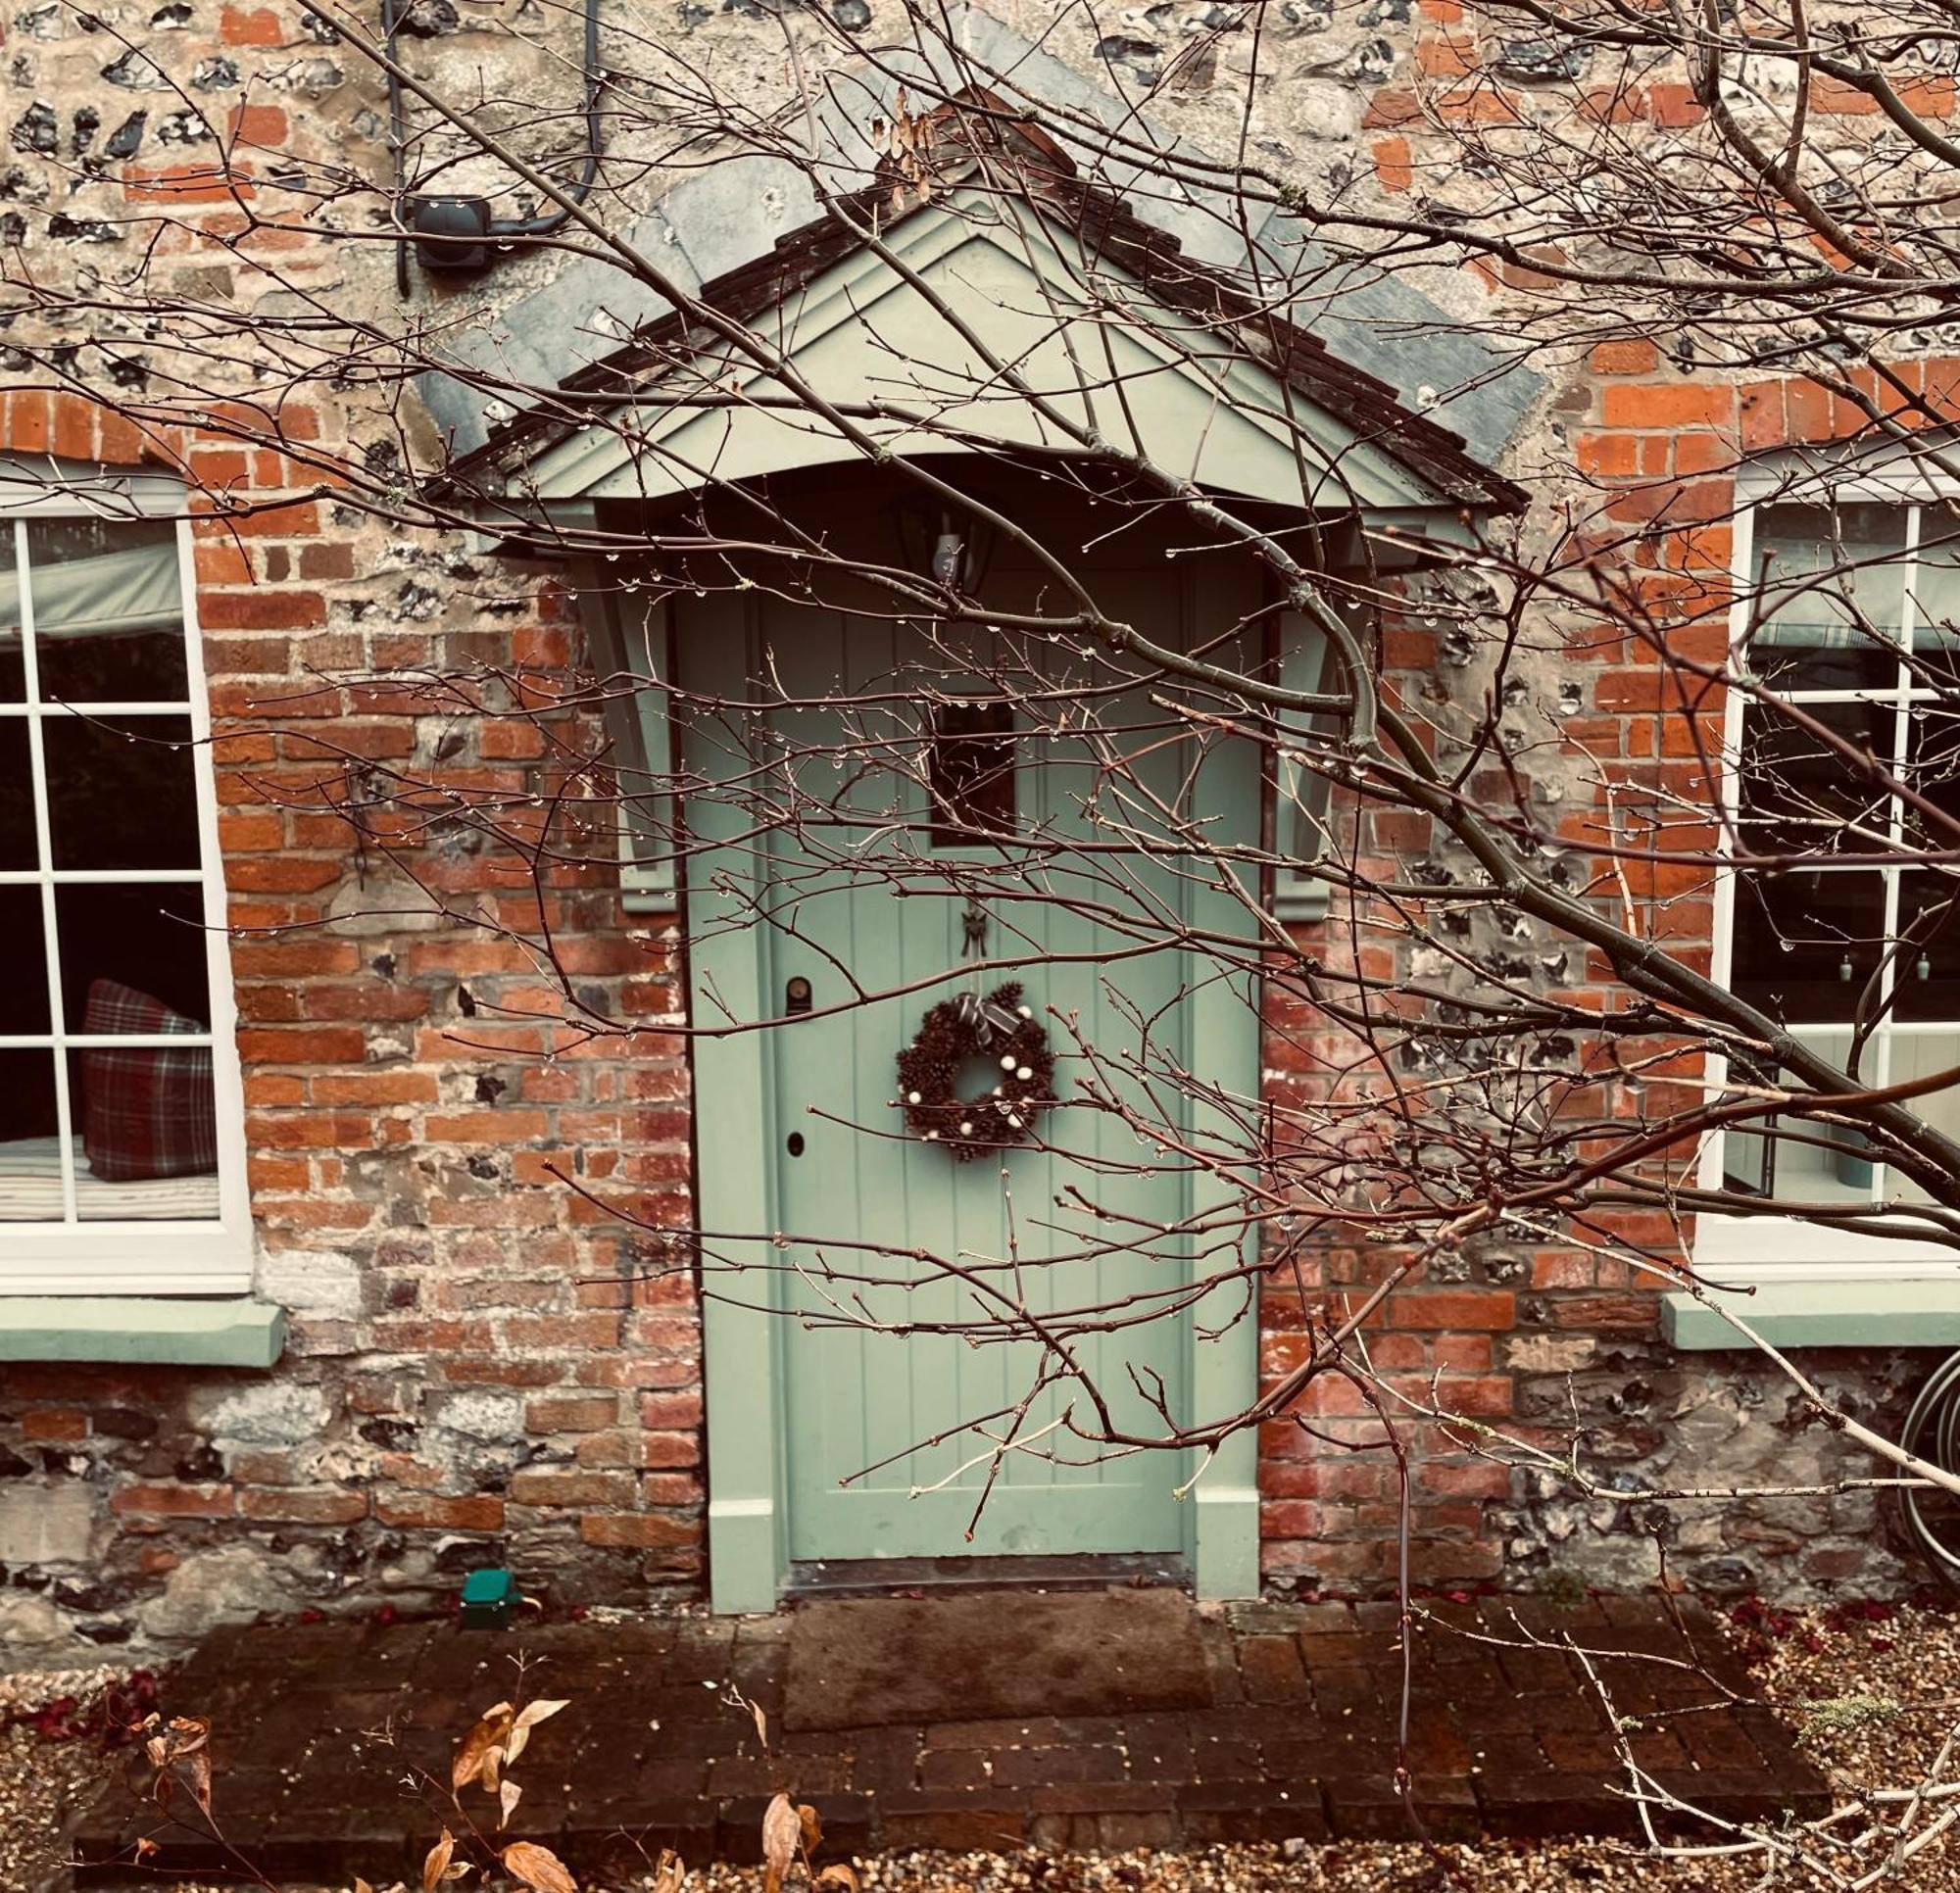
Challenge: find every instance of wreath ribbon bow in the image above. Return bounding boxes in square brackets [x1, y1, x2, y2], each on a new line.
[954, 990, 1023, 1044]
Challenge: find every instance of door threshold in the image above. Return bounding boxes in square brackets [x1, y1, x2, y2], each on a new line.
[784, 1552, 1190, 1599]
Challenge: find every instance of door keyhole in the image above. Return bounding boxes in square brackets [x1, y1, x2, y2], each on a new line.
[786, 1132, 806, 1157]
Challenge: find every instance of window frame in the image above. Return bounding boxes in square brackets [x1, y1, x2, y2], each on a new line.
[1698, 455, 1960, 1281]
[0, 463, 252, 1297]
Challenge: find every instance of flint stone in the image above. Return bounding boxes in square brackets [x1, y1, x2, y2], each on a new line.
[0, 1481, 95, 1565]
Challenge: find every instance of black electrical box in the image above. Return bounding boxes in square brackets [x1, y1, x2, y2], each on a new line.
[408, 194, 493, 271]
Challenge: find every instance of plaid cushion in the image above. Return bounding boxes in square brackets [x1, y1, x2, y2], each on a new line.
[79, 978, 218, 1184]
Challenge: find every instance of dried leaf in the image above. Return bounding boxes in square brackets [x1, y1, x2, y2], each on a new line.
[502, 1840, 578, 1893]
[498, 1778, 523, 1829]
[504, 1722, 531, 1768]
[760, 1792, 801, 1893]
[352, 1881, 373, 1893]
[134, 1838, 160, 1863]
[451, 1704, 514, 1792]
[797, 1805, 821, 1854]
[479, 1743, 504, 1794]
[185, 1745, 214, 1819]
[513, 1698, 568, 1732]
[650, 1850, 685, 1893]
[751, 1700, 768, 1752]
[815, 1868, 859, 1891]
[422, 1827, 455, 1893]
[169, 1716, 211, 1754]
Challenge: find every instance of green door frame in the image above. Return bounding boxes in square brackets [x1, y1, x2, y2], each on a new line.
[681, 575, 1262, 1614]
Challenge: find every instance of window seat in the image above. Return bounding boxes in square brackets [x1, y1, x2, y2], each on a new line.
[0, 1137, 220, 1222]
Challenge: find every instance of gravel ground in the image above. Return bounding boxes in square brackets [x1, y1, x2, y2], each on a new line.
[14, 1599, 1960, 1891]
[0, 1665, 140, 1893]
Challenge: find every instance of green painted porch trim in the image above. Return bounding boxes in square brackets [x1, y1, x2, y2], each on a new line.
[1181, 559, 1262, 1604]
[0, 1297, 285, 1366]
[1663, 1281, 1960, 1351]
[690, 595, 792, 1616]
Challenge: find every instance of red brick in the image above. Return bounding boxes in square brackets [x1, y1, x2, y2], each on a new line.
[524, 1395, 618, 1432]
[5, 393, 51, 454]
[113, 1484, 235, 1518]
[1362, 88, 1422, 128]
[375, 1493, 505, 1530]
[52, 397, 96, 461]
[508, 1469, 634, 1507]
[124, 166, 249, 205]
[1601, 384, 1733, 429]
[197, 589, 327, 630]
[1808, 75, 1880, 115]
[424, 1112, 553, 1143]
[498, 1314, 623, 1349]
[228, 103, 289, 142]
[1419, 1462, 1515, 1499]
[1387, 1291, 1517, 1332]
[1584, 341, 1662, 378]
[1371, 135, 1413, 193]
[636, 1390, 704, 1429]
[578, 1513, 701, 1549]
[239, 1488, 368, 1524]
[235, 1025, 368, 1065]
[220, 4, 284, 40]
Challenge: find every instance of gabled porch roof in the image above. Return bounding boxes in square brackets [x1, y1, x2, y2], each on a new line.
[432, 115, 1524, 527]
[416, 10, 1535, 536]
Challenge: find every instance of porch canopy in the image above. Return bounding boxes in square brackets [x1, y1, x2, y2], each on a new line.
[417, 13, 1533, 552]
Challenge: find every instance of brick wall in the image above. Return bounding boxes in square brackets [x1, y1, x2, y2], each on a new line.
[0, 393, 704, 1660]
[3, 0, 1948, 1656]
[1251, 335, 1960, 1601]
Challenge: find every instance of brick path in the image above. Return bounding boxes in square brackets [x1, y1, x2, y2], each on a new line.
[73, 1592, 1827, 1885]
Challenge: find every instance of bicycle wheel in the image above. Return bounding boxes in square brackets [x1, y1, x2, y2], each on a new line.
[1900, 1349, 1960, 1592]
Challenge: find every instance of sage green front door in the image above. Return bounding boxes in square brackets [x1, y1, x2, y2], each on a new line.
[679, 493, 1263, 1570]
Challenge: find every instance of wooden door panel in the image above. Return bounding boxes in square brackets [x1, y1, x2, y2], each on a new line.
[676, 511, 1263, 1567]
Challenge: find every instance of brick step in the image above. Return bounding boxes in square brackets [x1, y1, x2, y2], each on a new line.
[67, 1597, 1829, 1885]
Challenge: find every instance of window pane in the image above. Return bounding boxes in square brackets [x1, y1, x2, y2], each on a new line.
[1722, 1029, 1880, 1206]
[0, 524, 23, 703]
[1739, 699, 1897, 860]
[1895, 875, 1960, 1022]
[0, 1050, 63, 1223]
[56, 884, 211, 1032]
[70, 1045, 220, 1220]
[1731, 870, 1887, 1023]
[1903, 708, 1960, 851]
[1751, 504, 1907, 692]
[25, 516, 188, 704]
[45, 714, 199, 870]
[1910, 514, 1960, 690]
[0, 886, 50, 1035]
[0, 719, 34, 869]
[928, 700, 1016, 846]
[1886, 1032, 1960, 1207]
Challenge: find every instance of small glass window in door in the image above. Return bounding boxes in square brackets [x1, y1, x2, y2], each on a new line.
[927, 700, 1015, 846]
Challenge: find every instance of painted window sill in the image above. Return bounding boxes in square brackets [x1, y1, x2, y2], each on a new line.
[0, 1296, 285, 1367]
[1663, 1280, 1960, 1351]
